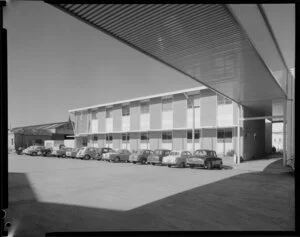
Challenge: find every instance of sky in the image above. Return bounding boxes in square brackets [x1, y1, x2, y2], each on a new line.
[4, 1, 199, 128]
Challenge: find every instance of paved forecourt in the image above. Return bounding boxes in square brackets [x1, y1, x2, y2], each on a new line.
[7, 153, 294, 236]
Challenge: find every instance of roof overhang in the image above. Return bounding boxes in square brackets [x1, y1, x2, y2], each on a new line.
[47, 3, 288, 117]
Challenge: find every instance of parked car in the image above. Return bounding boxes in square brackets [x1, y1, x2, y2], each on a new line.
[40, 147, 52, 157]
[50, 144, 66, 157]
[162, 150, 193, 168]
[66, 148, 80, 159]
[186, 149, 223, 169]
[25, 146, 45, 156]
[76, 147, 101, 160]
[102, 149, 131, 162]
[147, 149, 171, 165]
[96, 147, 115, 160]
[16, 147, 24, 155]
[21, 146, 34, 155]
[129, 149, 153, 164]
[55, 147, 73, 158]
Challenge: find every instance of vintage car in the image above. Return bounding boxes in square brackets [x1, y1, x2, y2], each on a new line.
[129, 149, 153, 164]
[102, 149, 131, 162]
[96, 147, 115, 160]
[21, 146, 34, 155]
[76, 147, 101, 160]
[147, 149, 171, 165]
[40, 147, 53, 157]
[162, 150, 193, 168]
[66, 148, 80, 159]
[186, 149, 223, 169]
[25, 145, 45, 156]
[55, 147, 73, 158]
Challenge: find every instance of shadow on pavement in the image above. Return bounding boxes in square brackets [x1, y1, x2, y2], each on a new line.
[6, 170, 294, 237]
[263, 158, 293, 174]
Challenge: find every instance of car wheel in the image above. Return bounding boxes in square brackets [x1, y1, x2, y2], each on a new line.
[218, 163, 223, 170]
[84, 154, 90, 160]
[168, 164, 171, 168]
[189, 164, 194, 169]
[115, 157, 120, 163]
[179, 162, 185, 168]
[33, 152, 37, 156]
[152, 163, 155, 166]
[62, 154, 66, 158]
[133, 161, 136, 164]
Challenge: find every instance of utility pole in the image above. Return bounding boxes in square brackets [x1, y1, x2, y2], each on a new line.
[184, 93, 195, 154]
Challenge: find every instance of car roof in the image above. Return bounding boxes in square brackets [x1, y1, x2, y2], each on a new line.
[195, 149, 216, 152]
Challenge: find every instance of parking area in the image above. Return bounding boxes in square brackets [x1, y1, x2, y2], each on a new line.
[7, 153, 294, 236]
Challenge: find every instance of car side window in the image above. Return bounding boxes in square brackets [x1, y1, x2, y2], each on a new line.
[165, 151, 170, 156]
[187, 152, 192, 156]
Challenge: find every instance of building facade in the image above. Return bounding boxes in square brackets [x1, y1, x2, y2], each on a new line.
[70, 86, 271, 160]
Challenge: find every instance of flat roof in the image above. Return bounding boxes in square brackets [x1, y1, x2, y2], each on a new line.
[69, 86, 206, 113]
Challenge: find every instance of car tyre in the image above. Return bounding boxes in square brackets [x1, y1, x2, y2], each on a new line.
[218, 163, 223, 170]
[133, 161, 136, 164]
[168, 164, 171, 168]
[189, 164, 194, 169]
[62, 154, 66, 158]
[152, 163, 155, 166]
[84, 154, 90, 160]
[115, 157, 120, 163]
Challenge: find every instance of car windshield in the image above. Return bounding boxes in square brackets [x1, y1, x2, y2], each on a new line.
[137, 150, 144, 155]
[154, 150, 163, 155]
[170, 152, 180, 156]
[209, 151, 217, 157]
[194, 150, 208, 157]
[109, 149, 117, 153]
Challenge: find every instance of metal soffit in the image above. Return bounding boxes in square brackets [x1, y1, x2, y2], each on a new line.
[49, 4, 287, 116]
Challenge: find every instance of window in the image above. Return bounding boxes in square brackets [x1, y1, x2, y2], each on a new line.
[162, 98, 172, 111]
[187, 95, 200, 108]
[82, 137, 87, 146]
[141, 102, 149, 114]
[122, 105, 130, 116]
[187, 130, 200, 139]
[80, 112, 83, 120]
[140, 132, 149, 141]
[122, 133, 130, 141]
[162, 131, 172, 140]
[106, 108, 113, 118]
[92, 110, 97, 119]
[11, 138, 13, 145]
[106, 134, 113, 141]
[93, 135, 98, 141]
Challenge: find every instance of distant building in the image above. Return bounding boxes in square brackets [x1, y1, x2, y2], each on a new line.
[8, 120, 74, 150]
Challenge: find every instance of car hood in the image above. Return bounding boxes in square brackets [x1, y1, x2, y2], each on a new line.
[163, 156, 178, 162]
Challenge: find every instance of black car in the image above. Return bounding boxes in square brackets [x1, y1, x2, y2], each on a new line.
[186, 149, 223, 169]
[147, 149, 171, 165]
[40, 147, 52, 157]
[96, 147, 115, 160]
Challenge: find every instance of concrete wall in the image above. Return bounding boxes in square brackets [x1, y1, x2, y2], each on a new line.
[130, 101, 140, 131]
[265, 122, 272, 154]
[243, 120, 265, 160]
[149, 131, 161, 150]
[173, 130, 187, 150]
[98, 108, 106, 133]
[201, 128, 217, 150]
[113, 105, 122, 132]
[200, 89, 217, 127]
[150, 98, 162, 129]
[113, 133, 121, 149]
[173, 93, 187, 129]
[130, 132, 140, 151]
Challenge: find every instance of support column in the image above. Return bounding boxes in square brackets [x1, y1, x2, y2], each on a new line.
[283, 100, 287, 166]
[237, 104, 240, 165]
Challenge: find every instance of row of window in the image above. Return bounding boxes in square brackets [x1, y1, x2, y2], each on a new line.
[89, 129, 233, 142]
[86, 95, 232, 119]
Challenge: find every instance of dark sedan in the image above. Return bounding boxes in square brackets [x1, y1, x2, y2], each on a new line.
[129, 149, 153, 164]
[186, 149, 223, 169]
[147, 149, 171, 165]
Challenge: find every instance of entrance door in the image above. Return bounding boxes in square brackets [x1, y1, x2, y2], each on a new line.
[217, 128, 233, 156]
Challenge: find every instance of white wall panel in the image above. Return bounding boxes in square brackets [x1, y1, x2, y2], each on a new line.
[92, 120, 98, 133]
[106, 118, 113, 133]
[122, 116, 130, 132]
[217, 104, 233, 127]
[162, 111, 173, 129]
[140, 114, 150, 130]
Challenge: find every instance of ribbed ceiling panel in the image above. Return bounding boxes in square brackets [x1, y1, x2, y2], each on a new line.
[50, 3, 286, 116]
